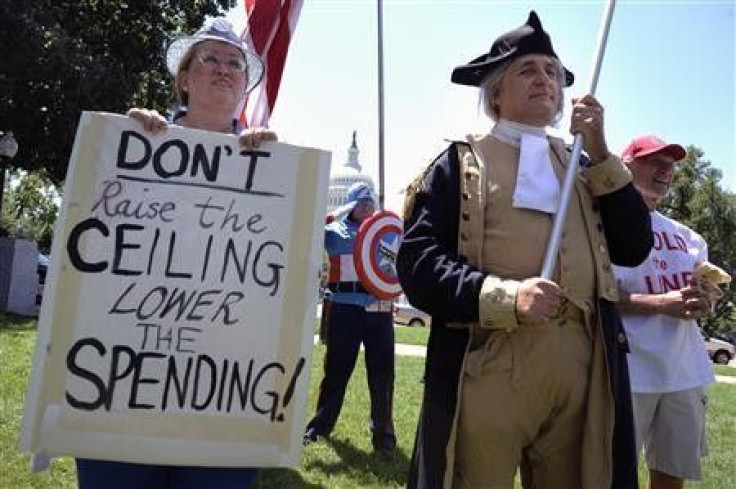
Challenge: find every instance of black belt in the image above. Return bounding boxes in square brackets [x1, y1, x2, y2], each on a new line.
[328, 281, 368, 293]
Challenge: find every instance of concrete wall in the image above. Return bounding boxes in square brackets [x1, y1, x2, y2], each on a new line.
[0, 237, 39, 316]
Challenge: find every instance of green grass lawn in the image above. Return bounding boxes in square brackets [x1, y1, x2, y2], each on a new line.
[2, 312, 734, 488]
[714, 364, 735, 377]
[313, 318, 429, 348]
[392, 325, 429, 347]
[257, 343, 424, 488]
[1, 315, 78, 487]
[0, 313, 424, 488]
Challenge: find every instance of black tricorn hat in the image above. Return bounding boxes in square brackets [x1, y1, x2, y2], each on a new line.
[451, 11, 574, 87]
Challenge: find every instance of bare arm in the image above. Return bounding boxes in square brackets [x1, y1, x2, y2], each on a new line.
[618, 284, 711, 320]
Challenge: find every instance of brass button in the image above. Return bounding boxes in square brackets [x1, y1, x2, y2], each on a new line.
[462, 211, 470, 221]
[460, 232, 469, 241]
[462, 192, 470, 200]
[599, 244, 607, 253]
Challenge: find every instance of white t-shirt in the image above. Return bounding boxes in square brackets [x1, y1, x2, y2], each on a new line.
[613, 211, 714, 393]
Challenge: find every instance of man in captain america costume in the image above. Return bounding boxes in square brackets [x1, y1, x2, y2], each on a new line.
[303, 181, 397, 456]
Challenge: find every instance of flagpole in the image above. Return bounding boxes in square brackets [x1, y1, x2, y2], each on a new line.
[541, 0, 617, 279]
[376, 0, 386, 210]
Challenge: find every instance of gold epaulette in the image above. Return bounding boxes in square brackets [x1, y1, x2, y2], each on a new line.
[401, 144, 464, 221]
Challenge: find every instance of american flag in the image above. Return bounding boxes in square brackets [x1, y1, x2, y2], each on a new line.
[239, 0, 304, 128]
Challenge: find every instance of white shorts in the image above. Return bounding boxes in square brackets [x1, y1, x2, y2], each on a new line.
[632, 387, 708, 480]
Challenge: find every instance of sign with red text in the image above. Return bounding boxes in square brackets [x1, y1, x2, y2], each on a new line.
[21, 112, 330, 468]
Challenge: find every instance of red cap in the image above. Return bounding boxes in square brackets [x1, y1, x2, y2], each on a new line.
[621, 135, 687, 163]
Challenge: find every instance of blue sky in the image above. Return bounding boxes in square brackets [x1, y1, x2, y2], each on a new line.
[228, 1, 735, 212]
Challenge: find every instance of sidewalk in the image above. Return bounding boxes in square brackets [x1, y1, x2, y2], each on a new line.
[395, 343, 427, 357]
[313, 334, 425, 356]
[393, 341, 736, 385]
[314, 336, 736, 384]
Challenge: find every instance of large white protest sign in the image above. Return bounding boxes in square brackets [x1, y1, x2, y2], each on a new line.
[21, 112, 331, 467]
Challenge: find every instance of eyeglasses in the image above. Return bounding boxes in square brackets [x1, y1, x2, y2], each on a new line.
[196, 51, 247, 74]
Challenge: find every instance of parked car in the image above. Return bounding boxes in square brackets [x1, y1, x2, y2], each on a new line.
[36, 253, 50, 307]
[393, 298, 431, 327]
[701, 329, 735, 365]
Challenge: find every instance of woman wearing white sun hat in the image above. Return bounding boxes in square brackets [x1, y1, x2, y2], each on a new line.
[77, 17, 272, 489]
[128, 16, 276, 148]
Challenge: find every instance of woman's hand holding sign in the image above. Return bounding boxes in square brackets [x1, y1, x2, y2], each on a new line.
[127, 108, 168, 135]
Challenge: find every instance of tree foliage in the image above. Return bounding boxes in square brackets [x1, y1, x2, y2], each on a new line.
[0, 0, 236, 185]
[0, 169, 60, 253]
[659, 146, 736, 337]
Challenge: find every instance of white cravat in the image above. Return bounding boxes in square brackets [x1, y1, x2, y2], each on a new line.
[491, 119, 560, 214]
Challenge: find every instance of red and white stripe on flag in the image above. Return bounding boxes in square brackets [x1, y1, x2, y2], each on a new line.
[238, 0, 304, 128]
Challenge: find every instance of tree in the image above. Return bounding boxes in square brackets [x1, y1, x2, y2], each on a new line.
[0, 169, 60, 252]
[0, 0, 236, 188]
[659, 146, 736, 337]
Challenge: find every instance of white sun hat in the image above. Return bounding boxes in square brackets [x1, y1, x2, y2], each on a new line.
[166, 17, 265, 94]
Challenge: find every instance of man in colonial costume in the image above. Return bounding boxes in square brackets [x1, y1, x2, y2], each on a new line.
[397, 11, 652, 489]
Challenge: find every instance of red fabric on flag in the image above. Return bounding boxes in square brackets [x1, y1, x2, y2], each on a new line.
[239, 0, 303, 128]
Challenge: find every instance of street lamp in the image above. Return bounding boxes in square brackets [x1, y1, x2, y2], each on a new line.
[1, 131, 19, 219]
[0, 131, 18, 158]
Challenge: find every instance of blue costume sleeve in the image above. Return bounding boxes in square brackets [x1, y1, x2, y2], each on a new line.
[396, 146, 485, 324]
[598, 184, 653, 266]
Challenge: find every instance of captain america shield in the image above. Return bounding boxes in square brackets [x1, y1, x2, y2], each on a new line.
[354, 210, 403, 300]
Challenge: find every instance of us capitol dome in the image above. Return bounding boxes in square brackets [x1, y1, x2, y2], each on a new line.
[327, 131, 375, 212]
